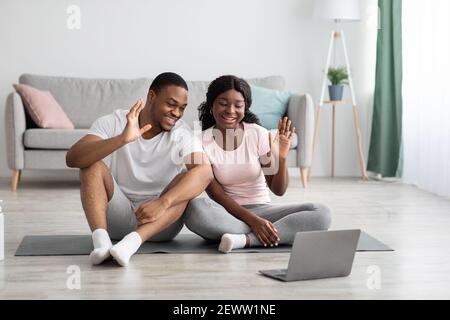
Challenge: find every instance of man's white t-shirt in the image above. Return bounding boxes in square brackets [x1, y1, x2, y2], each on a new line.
[87, 109, 203, 202]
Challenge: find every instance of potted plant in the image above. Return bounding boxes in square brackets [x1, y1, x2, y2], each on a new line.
[327, 67, 349, 101]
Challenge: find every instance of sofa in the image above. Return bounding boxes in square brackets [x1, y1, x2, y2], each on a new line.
[4, 74, 315, 191]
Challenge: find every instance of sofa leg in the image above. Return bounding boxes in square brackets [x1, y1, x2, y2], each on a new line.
[12, 170, 21, 192]
[300, 167, 308, 189]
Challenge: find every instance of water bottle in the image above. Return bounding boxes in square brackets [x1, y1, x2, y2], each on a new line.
[0, 200, 4, 261]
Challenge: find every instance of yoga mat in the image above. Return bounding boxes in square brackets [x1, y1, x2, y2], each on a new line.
[15, 232, 393, 256]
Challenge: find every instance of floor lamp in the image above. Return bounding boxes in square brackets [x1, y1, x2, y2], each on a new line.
[310, 0, 368, 180]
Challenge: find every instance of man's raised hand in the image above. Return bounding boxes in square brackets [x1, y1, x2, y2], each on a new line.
[120, 99, 152, 143]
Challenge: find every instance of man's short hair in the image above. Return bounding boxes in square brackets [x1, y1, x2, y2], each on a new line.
[149, 72, 188, 94]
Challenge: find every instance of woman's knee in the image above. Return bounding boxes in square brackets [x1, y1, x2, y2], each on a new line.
[184, 198, 211, 230]
[313, 203, 332, 230]
[183, 198, 221, 241]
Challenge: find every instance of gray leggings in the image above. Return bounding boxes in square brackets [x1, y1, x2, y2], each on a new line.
[184, 197, 332, 246]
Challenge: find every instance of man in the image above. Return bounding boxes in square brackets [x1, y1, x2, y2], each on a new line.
[66, 72, 212, 267]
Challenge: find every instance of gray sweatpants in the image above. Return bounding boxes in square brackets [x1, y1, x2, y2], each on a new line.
[106, 178, 183, 241]
[184, 197, 332, 246]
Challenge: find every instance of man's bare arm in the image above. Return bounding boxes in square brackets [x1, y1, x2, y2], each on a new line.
[66, 99, 151, 169]
[134, 152, 213, 224]
[66, 134, 127, 169]
[159, 152, 213, 208]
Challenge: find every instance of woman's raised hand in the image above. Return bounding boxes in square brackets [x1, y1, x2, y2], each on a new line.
[269, 117, 296, 161]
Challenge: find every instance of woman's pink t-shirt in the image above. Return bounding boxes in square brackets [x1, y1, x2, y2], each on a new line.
[202, 122, 271, 205]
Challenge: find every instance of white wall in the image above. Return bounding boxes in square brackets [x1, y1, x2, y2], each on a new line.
[0, 0, 378, 180]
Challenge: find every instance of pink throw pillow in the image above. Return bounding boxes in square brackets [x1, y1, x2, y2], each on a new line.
[13, 83, 74, 129]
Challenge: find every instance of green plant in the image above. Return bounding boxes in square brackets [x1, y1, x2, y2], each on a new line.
[327, 67, 349, 86]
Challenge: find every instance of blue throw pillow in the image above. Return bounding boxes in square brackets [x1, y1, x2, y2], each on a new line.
[250, 85, 291, 129]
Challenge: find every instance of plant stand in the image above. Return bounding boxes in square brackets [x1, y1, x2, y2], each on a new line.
[308, 29, 368, 181]
[309, 100, 368, 180]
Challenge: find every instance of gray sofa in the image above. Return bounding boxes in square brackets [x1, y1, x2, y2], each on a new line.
[4, 74, 314, 191]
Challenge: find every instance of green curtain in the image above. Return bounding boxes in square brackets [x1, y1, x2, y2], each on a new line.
[367, 0, 403, 177]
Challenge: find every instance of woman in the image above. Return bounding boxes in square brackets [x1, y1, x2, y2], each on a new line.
[185, 75, 331, 253]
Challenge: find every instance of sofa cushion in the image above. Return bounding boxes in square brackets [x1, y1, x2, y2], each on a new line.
[22, 129, 296, 151]
[20, 74, 151, 129]
[24, 129, 89, 150]
[250, 85, 291, 129]
[13, 83, 74, 129]
[19, 74, 286, 130]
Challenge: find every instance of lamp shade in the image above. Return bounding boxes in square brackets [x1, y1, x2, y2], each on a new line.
[314, 0, 361, 21]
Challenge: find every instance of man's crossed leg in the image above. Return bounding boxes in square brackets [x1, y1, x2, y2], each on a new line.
[80, 161, 189, 266]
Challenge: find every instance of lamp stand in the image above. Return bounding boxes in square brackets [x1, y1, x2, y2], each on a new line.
[308, 29, 368, 181]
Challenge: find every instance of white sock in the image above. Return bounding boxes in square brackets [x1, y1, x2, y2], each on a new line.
[109, 232, 142, 267]
[89, 229, 113, 265]
[218, 233, 247, 253]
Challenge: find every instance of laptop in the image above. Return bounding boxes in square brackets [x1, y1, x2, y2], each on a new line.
[259, 229, 361, 282]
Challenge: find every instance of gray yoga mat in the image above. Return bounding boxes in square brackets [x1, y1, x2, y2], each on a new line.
[15, 232, 393, 256]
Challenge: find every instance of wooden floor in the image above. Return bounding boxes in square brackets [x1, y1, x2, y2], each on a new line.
[1, 176, 450, 299]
